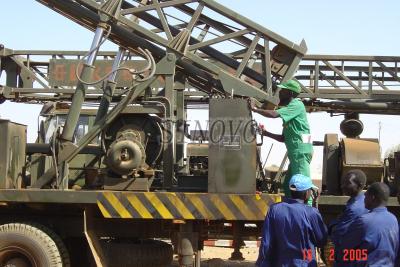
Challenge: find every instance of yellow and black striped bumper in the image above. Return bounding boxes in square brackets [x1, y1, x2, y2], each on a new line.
[97, 192, 281, 221]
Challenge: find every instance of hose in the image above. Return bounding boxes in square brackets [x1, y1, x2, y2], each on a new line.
[75, 24, 156, 86]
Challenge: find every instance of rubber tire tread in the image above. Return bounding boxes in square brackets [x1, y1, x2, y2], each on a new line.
[0, 222, 70, 267]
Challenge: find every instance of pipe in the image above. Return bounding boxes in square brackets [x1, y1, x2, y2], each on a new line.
[26, 143, 102, 155]
[94, 47, 125, 124]
[61, 26, 105, 141]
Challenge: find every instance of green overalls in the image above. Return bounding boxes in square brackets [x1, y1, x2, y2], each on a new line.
[276, 98, 313, 197]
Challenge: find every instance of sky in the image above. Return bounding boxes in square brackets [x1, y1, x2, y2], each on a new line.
[1, 0, 400, 179]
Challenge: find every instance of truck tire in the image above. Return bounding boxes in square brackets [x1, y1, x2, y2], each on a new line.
[0, 223, 70, 267]
[103, 239, 173, 267]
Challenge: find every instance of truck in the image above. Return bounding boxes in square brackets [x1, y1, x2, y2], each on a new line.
[0, 0, 400, 266]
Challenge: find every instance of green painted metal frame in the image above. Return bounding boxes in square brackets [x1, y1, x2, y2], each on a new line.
[31, 54, 177, 189]
[32, 0, 309, 105]
[2, 48, 400, 104]
[0, 0, 399, 193]
[0, 189, 398, 207]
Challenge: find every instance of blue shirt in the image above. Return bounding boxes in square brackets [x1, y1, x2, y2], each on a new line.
[256, 198, 328, 267]
[330, 193, 368, 265]
[397, 228, 400, 267]
[397, 227, 400, 267]
[340, 207, 399, 267]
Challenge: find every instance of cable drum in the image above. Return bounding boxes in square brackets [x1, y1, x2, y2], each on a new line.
[340, 118, 364, 138]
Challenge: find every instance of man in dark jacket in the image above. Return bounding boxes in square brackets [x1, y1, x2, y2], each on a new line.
[256, 174, 327, 267]
[330, 169, 369, 266]
[341, 182, 399, 266]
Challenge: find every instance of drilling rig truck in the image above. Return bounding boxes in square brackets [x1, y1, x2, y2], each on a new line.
[1, 0, 400, 266]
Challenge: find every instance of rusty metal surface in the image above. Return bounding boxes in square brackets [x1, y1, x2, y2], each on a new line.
[341, 138, 384, 184]
[342, 138, 382, 166]
[49, 59, 153, 88]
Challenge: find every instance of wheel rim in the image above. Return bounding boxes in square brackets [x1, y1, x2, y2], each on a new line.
[0, 245, 39, 267]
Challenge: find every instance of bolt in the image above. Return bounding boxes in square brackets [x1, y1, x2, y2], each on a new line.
[167, 54, 175, 61]
[120, 148, 130, 161]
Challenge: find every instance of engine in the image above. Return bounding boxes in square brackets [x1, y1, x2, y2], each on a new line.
[104, 114, 163, 178]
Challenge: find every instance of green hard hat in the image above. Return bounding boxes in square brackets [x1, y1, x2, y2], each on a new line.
[277, 79, 301, 94]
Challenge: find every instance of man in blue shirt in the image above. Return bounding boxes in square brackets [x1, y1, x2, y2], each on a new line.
[256, 174, 328, 267]
[341, 182, 399, 266]
[330, 169, 369, 266]
[395, 192, 400, 267]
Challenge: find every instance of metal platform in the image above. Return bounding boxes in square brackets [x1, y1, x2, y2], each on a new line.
[2, 48, 400, 107]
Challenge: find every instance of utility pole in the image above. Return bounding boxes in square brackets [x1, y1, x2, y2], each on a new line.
[379, 121, 382, 143]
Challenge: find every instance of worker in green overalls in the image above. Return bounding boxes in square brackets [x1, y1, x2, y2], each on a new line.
[250, 80, 313, 202]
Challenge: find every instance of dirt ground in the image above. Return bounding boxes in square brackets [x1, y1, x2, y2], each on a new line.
[170, 246, 326, 266]
[171, 246, 258, 267]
